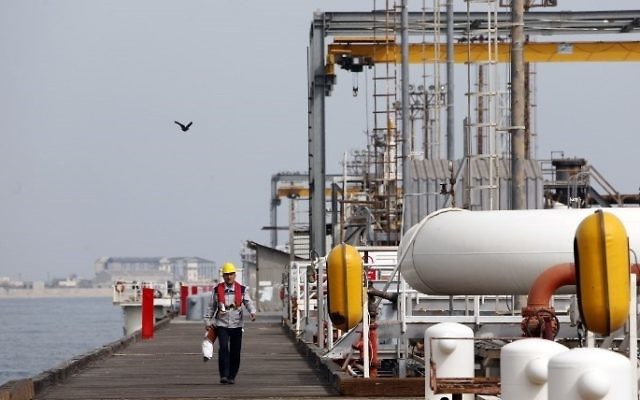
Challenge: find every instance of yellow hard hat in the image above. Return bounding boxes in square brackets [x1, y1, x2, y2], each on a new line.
[221, 262, 236, 274]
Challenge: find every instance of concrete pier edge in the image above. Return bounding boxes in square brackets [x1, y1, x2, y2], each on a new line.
[0, 316, 173, 400]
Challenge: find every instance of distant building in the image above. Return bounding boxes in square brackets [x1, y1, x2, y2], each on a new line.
[94, 256, 217, 286]
[58, 277, 78, 288]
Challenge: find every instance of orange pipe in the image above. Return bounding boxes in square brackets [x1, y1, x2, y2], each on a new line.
[527, 263, 576, 309]
[527, 263, 640, 309]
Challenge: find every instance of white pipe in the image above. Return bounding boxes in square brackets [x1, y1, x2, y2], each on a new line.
[630, 274, 638, 399]
[363, 289, 370, 378]
[399, 208, 640, 295]
[295, 264, 301, 334]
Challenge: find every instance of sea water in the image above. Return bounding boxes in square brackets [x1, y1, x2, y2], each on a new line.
[0, 297, 123, 385]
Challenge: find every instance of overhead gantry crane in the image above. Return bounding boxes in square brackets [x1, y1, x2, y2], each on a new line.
[327, 39, 640, 71]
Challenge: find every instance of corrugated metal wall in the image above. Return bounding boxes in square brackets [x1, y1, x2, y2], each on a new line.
[404, 158, 543, 227]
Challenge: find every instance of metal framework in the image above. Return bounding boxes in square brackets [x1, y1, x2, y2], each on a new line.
[308, 9, 640, 258]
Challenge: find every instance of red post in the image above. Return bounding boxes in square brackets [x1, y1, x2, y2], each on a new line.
[180, 285, 188, 315]
[141, 288, 154, 339]
[191, 286, 198, 295]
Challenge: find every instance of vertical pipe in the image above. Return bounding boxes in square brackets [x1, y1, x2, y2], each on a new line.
[289, 197, 295, 261]
[477, 65, 485, 155]
[363, 288, 370, 378]
[317, 258, 325, 349]
[399, 277, 407, 378]
[256, 259, 261, 312]
[309, 13, 327, 257]
[510, 0, 526, 210]
[446, 0, 455, 161]
[304, 264, 310, 325]
[524, 62, 531, 159]
[401, 0, 411, 234]
[270, 176, 278, 248]
[342, 152, 348, 242]
[296, 264, 301, 333]
[331, 183, 339, 247]
[630, 273, 638, 398]
[463, 117, 471, 208]
[142, 287, 154, 339]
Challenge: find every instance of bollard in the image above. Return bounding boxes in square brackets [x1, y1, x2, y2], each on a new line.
[501, 338, 568, 400]
[180, 285, 189, 315]
[186, 295, 202, 321]
[548, 348, 633, 400]
[425, 322, 474, 400]
[141, 288, 154, 339]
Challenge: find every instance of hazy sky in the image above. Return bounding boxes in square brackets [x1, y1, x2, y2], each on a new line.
[1, 1, 638, 281]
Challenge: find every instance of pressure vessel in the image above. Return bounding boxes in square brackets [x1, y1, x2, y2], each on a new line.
[575, 210, 630, 335]
[398, 208, 640, 295]
[548, 348, 633, 400]
[425, 322, 474, 400]
[501, 338, 568, 400]
[327, 244, 363, 330]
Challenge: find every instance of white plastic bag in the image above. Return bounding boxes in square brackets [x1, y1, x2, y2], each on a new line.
[202, 338, 214, 361]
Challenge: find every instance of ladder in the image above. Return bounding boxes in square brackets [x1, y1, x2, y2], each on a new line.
[370, 0, 401, 244]
[464, 0, 501, 210]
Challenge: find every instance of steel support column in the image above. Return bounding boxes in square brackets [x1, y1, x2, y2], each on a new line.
[401, 0, 411, 234]
[511, 0, 526, 210]
[446, 0, 455, 161]
[309, 14, 327, 257]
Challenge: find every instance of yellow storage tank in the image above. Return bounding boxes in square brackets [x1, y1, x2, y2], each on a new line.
[574, 210, 630, 336]
[327, 244, 364, 331]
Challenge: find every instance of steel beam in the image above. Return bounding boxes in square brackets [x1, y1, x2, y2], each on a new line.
[328, 41, 640, 64]
[319, 10, 640, 36]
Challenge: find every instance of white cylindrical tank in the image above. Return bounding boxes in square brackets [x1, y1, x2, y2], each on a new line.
[425, 322, 474, 400]
[501, 338, 569, 400]
[548, 348, 633, 400]
[399, 208, 640, 295]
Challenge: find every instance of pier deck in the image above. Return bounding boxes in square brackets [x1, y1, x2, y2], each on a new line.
[35, 316, 338, 399]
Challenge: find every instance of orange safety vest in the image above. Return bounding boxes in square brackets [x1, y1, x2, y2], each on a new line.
[216, 282, 245, 308]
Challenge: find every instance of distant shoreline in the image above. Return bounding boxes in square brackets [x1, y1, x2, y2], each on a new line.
[0, 287, 112, 299]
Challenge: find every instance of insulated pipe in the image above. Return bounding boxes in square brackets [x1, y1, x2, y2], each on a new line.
[399, 208, 640, 295]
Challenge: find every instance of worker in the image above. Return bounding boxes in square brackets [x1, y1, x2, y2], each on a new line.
[204, 262, 256, 384]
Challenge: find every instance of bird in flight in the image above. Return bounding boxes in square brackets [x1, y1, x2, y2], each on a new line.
[174, 121, 193, 132]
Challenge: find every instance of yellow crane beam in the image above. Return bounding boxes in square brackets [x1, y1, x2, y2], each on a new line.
[327, 41, 640, 67]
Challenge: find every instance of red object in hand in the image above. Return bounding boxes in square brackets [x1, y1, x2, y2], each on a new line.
[206, 326, 217, 343]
